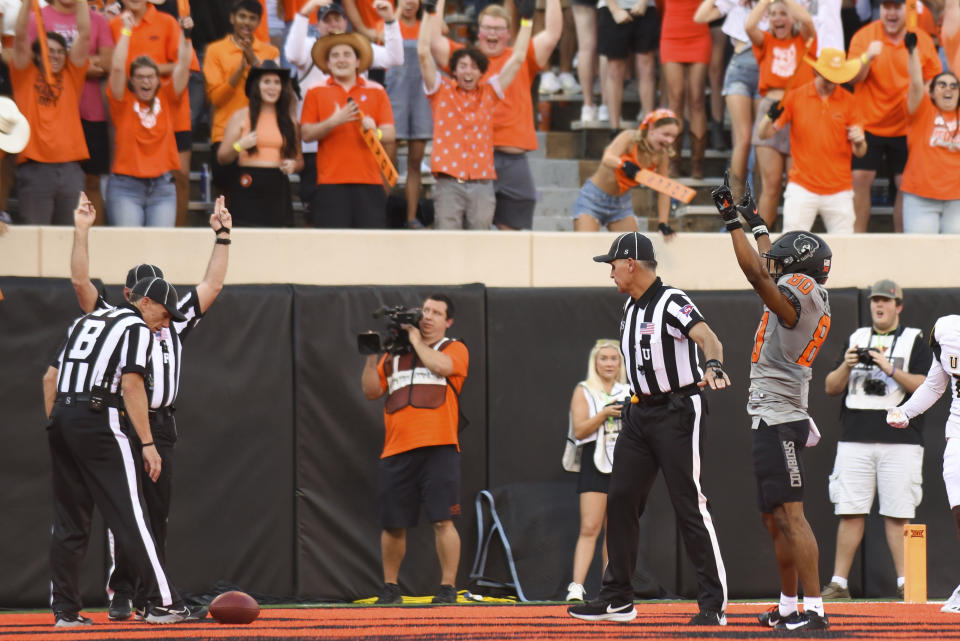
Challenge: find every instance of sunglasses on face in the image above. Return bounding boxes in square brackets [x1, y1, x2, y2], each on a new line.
[935, 80, 959, 90]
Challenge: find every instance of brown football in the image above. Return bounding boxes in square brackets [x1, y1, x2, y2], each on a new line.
[209, 590, 259, 624]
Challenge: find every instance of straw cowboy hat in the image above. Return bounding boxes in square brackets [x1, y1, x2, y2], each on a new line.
[0, 97, 30, 154]
[311, 31, 373, 75]
[804, 47, 862, 85]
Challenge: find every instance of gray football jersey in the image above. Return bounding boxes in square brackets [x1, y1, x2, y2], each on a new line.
[747, 273, 831, 428]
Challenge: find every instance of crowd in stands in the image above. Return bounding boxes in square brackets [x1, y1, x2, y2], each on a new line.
[0, 0, 957, 233]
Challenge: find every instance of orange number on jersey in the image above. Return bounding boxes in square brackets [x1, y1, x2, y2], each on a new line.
[786, 273, 814, 294]
[752, 311, 770, 363]
[797, 314, 831, 367]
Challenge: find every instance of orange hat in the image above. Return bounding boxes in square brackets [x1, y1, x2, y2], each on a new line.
[804, 48, 862, 85]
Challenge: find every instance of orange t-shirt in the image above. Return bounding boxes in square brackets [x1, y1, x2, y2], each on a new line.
[377, 340, 469, 458]
[109, 83, 182, 177]
[901, 97, 960, 200]
[202, 35, 280, 142]
[848, 21, 941, 137]
[110, 6, 197, 131]
[753, 31, 815, 96]
[427, 75, 500, 180]
[301, 76, 394, 185]
[943, 28, 960, 77]
[10, 61, 89, 164]
[614, 145, 657, 195]
[449, 38, 541, 151]
[776, 81, 862, 195]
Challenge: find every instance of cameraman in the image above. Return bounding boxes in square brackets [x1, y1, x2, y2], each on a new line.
[821, 280, 932, 599]
[360, 294, 469, 605]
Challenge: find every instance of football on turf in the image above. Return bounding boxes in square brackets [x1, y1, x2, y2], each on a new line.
[210, 590, 259, 624]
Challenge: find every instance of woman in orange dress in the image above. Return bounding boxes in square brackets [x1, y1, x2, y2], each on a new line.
[660, 0, 711, 178]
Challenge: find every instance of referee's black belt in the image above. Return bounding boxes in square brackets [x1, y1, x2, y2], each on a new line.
[55, 393, 122, 408]
[148, 406, 175, 419]
[633, 384, 701, 406]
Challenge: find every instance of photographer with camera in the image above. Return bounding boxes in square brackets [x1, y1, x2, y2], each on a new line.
[360, 294, 469, 605]
[821, 279, 932, 600]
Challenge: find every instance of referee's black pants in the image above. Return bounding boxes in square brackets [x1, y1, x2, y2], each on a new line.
[598, 394, 728, 613]
[108, 410, 177, 606]
[48, 404, 180, 615]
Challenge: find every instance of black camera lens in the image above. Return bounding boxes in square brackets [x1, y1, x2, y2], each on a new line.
[862, 378, 887, 396]
[856, 348, 875, 366]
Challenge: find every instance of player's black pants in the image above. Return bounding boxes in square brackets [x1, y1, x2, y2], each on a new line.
[599, 393, 728, 613]
[47, 402, 180, 615]
[108, 409, 177, 606]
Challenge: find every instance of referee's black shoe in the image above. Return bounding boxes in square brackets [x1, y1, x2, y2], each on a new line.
[108, 594, 132, 621]
[774, 610, 829, 631]
[54, 611, 93, 627]
[567, 599, 637, 622]
[689, 610, 726, 625]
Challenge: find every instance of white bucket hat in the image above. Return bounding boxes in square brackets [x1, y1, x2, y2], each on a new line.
[0, 97, 30, 154]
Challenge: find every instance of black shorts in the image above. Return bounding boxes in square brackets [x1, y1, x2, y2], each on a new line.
[752, 418, 809, 513]
[378, 444, 461, 529]
[851, 131, 908, 176]
[597, 6, 660, 59]
[577, 441, 610, 494]
[80, 120, 110, 176]
[311, 183, 387, 228]
[174, 130, 192, 153]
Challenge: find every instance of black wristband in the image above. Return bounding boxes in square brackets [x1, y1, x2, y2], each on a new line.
[215, 237, 231, 245]
[214, 225, 231, 235]
[183, 27, 193, 39]
[724, 220, 742, 232]
[704, 359, 723, 370]
[141, 441, 155, 449]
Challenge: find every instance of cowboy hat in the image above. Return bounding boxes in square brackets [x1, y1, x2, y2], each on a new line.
[311, 31, 373, 75]
[244, 59, 297, 98]
[804, 47, 862, 85]
[0, 97, 30, 154]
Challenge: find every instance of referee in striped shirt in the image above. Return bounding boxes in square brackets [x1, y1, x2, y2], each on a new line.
[56, 192, 230, 620]
[569, 232, 731, 626]
[42, 277, 199, 626]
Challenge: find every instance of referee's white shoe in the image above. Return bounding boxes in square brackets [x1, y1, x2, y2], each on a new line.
[567, 599, 637, 622]
[942, 584, 960, 613]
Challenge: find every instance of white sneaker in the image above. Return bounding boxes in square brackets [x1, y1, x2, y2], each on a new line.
[559, 72, 581, 95]
[597, 104, 610, 122]
[539, 70, 561, 94]
[580, 104, 597, 123]
[566, 582, 586, 601]
[942, 583, 960, 613]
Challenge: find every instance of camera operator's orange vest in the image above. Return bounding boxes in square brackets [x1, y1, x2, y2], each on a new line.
[383, 338, 457, 414]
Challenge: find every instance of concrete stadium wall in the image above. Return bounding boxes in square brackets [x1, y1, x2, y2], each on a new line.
[2, 226, 959, 290]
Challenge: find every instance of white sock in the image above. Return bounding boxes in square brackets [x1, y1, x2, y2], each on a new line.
[804, 596, 824, 617]
[779, 593, 798, 616]
[831, 575, 848, 589]
[897, 576, 905, 588]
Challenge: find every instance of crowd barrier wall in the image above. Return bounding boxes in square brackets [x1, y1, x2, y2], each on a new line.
[0, 246, 957, 607]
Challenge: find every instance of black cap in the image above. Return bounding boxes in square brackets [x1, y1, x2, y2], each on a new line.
[592, 232, 656, 263]
[131, 277, 187, 322]
[318, 3, 346, 20]
[125, 264, 164, 289]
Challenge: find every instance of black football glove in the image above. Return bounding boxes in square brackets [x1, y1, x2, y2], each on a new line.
[904, 31, 917, 53]
[737, 180, 768, 240]
[620, 160, 640, 181]
[658, 221, 676, 237]
[766, 100, 784, 122]
[517, 0, 535, 20]
[422, 0, 437, 13]
[710, 170, 740, 231]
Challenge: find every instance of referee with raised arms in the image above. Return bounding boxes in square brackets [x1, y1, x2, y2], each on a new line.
[42, 277, 199, 627]
[568, 232, 731, 626]
[50, 192, 231, 620]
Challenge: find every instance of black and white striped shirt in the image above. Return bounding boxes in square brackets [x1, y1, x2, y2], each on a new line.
[619, 278, 706, 396]
[94, 290, 203, 409]
[55, 306, 151, 395]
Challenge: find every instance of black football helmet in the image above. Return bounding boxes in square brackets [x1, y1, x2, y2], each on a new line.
[762, 231, 832, 283]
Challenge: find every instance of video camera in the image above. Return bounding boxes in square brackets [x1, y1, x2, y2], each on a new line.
[357, 305, 423, 355]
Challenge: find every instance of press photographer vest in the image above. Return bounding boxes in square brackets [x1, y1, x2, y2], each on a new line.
[844, 326, 922, 410]
[384, 338, 457, 414]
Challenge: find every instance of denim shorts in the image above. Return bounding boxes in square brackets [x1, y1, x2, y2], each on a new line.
[752, 96, 791, 154]
[573, 179, 634, 226]
[722, 47, 760, 99]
